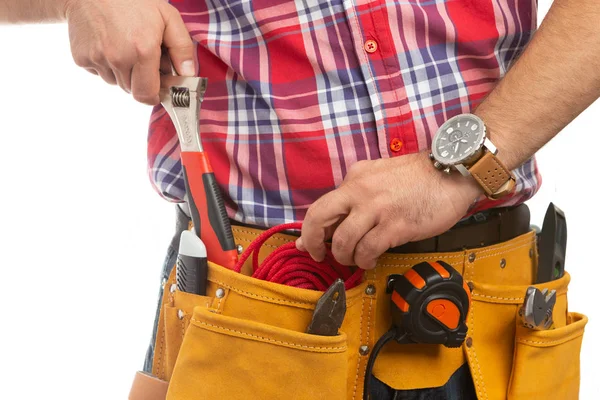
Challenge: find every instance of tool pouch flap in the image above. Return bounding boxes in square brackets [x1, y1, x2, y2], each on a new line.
[167, 307, 348, 399]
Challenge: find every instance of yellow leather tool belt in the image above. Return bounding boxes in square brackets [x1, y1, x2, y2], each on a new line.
[136, 226, 587, 400]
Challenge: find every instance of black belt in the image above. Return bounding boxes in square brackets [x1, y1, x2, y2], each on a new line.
[227, 204, 531, 254]
[388, 204, 531, 253]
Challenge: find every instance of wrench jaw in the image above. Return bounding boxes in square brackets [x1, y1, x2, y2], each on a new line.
[159, 76, 208, 153]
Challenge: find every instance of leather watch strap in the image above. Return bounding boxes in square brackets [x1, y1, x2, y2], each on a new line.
[129, 371, 169, 400]
[469, 151, 516, 199]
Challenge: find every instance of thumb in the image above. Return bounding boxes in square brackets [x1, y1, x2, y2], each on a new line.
[160, 5, 196, 76]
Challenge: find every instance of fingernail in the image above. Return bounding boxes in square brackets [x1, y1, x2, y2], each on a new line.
[181, 60, 195, 76]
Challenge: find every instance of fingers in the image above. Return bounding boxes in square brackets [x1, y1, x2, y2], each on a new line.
[298, 190, 352, 262]
[330, 209, 377, 266]
[354, 224, 412, 270]
[67, 1, 192, 105]
[160, 4, 196, 76]
[131, 43, 162, 105]
[94, 64, 118, 86]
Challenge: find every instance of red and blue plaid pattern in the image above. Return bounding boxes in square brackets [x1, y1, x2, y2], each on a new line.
[148, 0, 541, 227]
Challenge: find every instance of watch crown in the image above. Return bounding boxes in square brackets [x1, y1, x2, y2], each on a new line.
[433, 161, 443, 170]
[429, 153, 435, 161]
[443, 167, 452, 175]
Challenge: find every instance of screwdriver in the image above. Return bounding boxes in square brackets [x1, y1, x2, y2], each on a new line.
[176, 230, 209, 296]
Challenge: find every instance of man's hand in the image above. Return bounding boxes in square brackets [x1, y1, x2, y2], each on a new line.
[296, 153, 482, 270]
[65, 0, 195, 105]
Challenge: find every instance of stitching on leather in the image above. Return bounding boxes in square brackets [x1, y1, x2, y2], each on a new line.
[376, 262, 462, 269]
[467, 303, 489, 400]
[232, 228, 293, 243]
[473, 241, 534, 262]
[191, 319, 347, 351]
[232, 236, 279, 249]
[381, 254, 463, 261]
[470, 235, 534, 256]
[156, 315, 165, 379]
[517, 335, 583, 346]
[472, 293, 524, 301]
[211, 279, 314, 306]
[216, 293, 223, 311]
[352, 295, 366, 400]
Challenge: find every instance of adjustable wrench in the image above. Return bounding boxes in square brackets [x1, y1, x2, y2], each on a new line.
[159, 74, 238, 269]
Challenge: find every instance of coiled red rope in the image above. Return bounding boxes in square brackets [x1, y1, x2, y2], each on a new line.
[233, 222, 364, 291]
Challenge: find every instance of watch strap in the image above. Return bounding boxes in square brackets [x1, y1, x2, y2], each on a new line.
[468, 151, 516, 199]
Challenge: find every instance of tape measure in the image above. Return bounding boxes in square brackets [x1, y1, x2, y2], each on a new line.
[387, 261, 472, 348]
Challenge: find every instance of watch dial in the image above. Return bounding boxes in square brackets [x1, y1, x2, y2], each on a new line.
[432, 114, 485, 165]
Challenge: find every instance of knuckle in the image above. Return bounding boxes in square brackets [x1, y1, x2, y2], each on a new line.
[105, 50, 128, 69]
[135, 40, 160, 60]
[71, 52, 89, 67]
[88, 46, 105, 65]
[332, 231, 350, 254]
[304, 203, 322, 222]
[347, 160, 368, 177]
[355, 238, 377, 262]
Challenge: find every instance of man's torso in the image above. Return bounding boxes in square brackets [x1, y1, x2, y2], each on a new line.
[148, 0, 541, 227]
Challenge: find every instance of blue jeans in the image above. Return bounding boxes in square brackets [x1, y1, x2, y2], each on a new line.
[143, 205, 478, 399]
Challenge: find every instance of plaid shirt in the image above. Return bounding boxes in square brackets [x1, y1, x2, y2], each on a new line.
[148, 0, 541, 227]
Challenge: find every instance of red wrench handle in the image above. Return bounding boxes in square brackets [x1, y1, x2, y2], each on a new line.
[181, 151, 238, 269]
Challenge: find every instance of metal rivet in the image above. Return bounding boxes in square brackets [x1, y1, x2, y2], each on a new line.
[237, 244, 244, 255]
[529, 248, 534, 258]
[365, 285, 376, 295]
[466, 337, 473, 348]
[359, 345, 370, 356]
[170, 284, 177, 293]
[216, 288, 225, 299]
[467, 281, 474, 292]
[468, 253, 476, 263]
[177, 310, 184, 320]
[500, 258, 506, 269]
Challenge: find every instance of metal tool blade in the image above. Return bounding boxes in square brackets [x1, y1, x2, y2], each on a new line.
[307, 279, 347, 336]
[520, 286, 556, 330]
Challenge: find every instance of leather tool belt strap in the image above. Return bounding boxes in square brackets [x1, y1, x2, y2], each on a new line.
[130, 204, 587, 400]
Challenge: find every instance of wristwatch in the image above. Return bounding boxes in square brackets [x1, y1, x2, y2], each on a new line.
[430, 113, 515, 200]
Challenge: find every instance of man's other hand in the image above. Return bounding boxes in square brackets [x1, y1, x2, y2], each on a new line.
[65, 0, 195, 105]
[296, 153, 482, 270]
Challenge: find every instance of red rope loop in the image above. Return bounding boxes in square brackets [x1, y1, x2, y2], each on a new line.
[233, 222, 364, 291]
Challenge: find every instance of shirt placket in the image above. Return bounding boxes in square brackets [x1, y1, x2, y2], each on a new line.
[341, 0, 418, 159]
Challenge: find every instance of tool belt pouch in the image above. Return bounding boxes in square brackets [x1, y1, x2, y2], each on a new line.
[146, 230, 587, 400]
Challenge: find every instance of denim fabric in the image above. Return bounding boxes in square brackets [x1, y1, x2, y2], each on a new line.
[143, 205, 190, 373]
[369, 363, 477, 400]
[143, 206, 478, 399]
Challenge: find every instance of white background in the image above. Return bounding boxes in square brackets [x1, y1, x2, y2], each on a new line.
[0, 1, 596, 398]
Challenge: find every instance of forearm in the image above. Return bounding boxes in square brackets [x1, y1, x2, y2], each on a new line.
[475, 0, 600, 170]
[0, 0, 70, 23]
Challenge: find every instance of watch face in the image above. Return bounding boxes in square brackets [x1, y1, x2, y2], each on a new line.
[432, 114, 486, 165]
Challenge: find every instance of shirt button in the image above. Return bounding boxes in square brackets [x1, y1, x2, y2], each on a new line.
[364, 39, 378, 54]
[390, 138, 403, 152]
